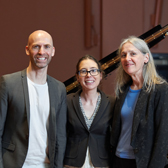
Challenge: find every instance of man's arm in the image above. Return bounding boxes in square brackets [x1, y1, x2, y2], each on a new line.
[0, 76, 8, 168]
[54, 85, 67, 168]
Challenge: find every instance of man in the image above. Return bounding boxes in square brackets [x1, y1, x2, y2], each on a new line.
[0, 30, 67, 168]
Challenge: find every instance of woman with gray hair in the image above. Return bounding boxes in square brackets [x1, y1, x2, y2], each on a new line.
[111, 36, 168, 168]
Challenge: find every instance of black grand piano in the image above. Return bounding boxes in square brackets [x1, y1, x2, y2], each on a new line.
[64, 24, 168, 94]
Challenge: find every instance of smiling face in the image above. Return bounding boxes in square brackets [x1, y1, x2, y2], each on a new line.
[76, 59, 102, 92]
[120, 42, 149, 79]
[26, 30, 55, 70]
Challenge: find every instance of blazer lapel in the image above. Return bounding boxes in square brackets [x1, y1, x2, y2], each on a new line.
[72, 90, 89, 130]
[114, 86, 129, 124]
[131, 87, 149, 146]
[21, 69, 30, 128]
[89, 91, 109, 129]
[47, 75, 57, 140]
[111, 86, 129, 146]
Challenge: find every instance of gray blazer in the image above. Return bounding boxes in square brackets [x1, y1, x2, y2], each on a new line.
[111, 83, 168, 168]
[0, 69, 67, 168]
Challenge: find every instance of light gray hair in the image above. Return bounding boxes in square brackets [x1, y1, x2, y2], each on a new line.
[115, 36, 166, 97]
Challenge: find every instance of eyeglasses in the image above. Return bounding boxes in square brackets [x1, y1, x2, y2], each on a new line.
[78, 69, 100, 77]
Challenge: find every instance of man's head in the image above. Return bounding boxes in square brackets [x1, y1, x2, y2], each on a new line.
[26, 30, 55, 70]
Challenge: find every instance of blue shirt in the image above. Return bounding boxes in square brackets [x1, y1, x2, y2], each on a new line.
[116, 87, 141, 159]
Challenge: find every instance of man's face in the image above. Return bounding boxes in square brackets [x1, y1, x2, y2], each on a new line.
[26, 31, 55, 70]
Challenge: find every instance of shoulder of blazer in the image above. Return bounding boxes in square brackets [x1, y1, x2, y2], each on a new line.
[21, 69, 27, 78]
[154, 82, 168, 93]
[99, 89, 116, 104]
[67, 89, 81, 104]
[47, 75, 66, 103]
[117, 85, 130, 101]
[67, 89, 116, 103]
[47, 75, 65, 89]
[1, 69, 26, 84]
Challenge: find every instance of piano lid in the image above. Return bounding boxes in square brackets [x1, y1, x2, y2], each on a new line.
[64, 24, 168, 94]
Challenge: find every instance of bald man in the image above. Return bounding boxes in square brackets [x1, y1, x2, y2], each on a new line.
[0, 30, 67, 168]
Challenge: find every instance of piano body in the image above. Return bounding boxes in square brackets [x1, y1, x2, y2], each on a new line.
[64, 24, 168, 94]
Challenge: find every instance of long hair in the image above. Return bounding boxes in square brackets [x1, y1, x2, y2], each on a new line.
[115, 36, 166, 97]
